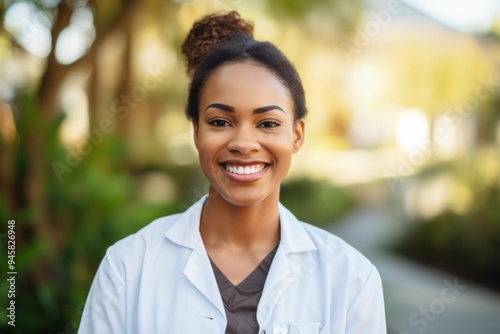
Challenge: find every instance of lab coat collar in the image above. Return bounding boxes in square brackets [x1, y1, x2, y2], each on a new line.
[277, 201, 317, 253]
[164, 195, 317, 254]
[164, 195, 206, 249]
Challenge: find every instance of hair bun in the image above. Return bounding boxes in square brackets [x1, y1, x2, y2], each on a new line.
[181, 11, 254, 75]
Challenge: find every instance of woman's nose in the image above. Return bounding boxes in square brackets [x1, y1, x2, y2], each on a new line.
[227, 125, 260, 154]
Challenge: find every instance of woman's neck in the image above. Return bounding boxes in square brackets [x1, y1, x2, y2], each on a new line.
[199, 188, 280, 251]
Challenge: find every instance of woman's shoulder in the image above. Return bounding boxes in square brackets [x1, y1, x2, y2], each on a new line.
[279, 203, 374, 273]
[105, 197, 205, 265]
[106, 212, 184, 260]
[299, 221, 375, 275]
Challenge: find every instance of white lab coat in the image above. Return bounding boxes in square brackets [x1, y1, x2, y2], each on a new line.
[78, 195, 386, 334]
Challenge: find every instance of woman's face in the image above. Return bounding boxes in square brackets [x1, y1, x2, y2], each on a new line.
[194, 61, 305, 207]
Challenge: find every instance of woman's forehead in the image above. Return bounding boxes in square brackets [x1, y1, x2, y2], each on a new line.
[201, 61, 293, 113]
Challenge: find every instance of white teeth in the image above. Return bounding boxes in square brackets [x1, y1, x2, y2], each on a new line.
[224, 164, 265, 175]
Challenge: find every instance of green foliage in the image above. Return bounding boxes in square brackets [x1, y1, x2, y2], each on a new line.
[267, 0, 332, 18]
[397, 167, 500, 290]
[0, 92, 184, 333]
[280, 177, 354, 226]
[264, 0, 363, 35]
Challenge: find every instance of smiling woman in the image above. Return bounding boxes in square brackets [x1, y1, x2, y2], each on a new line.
[78, 11, 386, 334]
[195, 61, 302, 208]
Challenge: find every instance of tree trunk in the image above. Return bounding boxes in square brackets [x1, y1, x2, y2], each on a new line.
[37, 2, 73, 118]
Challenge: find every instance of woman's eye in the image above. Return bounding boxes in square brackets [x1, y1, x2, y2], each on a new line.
[208, 119, 230, 127]
[258, 120, 281, 128]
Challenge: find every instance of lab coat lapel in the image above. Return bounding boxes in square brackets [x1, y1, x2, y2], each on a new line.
[257, 204, 317, 327]
[164, 196, 226, 319]
[183, 240, 226, 319]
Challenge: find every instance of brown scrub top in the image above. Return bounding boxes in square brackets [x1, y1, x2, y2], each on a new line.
[209, 245, 279, 334]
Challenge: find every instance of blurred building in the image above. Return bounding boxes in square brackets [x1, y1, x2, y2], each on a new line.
[290, 0, 499, 219]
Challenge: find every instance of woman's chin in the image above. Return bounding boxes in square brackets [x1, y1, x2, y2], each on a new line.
[210, 187, 277, 208]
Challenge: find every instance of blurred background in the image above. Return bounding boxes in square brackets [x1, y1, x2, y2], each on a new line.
[0, 0, 499, 333]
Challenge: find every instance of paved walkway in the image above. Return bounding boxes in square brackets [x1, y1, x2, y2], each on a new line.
[326, 205, 500, 334]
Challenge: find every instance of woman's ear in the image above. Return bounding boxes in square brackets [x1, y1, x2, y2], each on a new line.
[292, 120, 305, 153]
[192, 121, 200, 150]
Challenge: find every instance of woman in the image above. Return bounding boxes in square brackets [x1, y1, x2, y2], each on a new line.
[79, 11, 386, 334]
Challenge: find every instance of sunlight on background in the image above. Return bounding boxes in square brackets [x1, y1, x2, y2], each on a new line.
[402, 0, 500, 33]
[433, 114, 461, 160]
[55, 6, 96, 65]
[154, 110, 198, 165]
[347, 62, 393, 148]
[347, 62, 391, 108]
[59, 86, 89, 145]
[396, 108, 429, 155]
[405, 173, 454, 219]
[4, 2, 52, 58]
[4, 1, 96, 63]
[136, 172, 178, 204]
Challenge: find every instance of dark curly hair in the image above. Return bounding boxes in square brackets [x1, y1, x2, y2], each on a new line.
[181, 11, 307, 123]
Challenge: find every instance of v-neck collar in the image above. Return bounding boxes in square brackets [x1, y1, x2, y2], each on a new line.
[209, 245, 279, 290]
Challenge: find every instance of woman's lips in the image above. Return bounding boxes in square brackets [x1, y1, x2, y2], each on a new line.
[219, 163, 269, 183]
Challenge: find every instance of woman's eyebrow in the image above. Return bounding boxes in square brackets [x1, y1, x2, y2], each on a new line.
[253, 105, 285, 114]
[204, 103, 234, 113]
[204, 103, 285, 114]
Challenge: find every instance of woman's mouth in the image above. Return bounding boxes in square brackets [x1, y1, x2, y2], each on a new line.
[223, 164, 266, 175]
[219, 162, 270, 183]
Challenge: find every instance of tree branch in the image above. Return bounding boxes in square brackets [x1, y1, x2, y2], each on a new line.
[37, 0, 141, 117]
